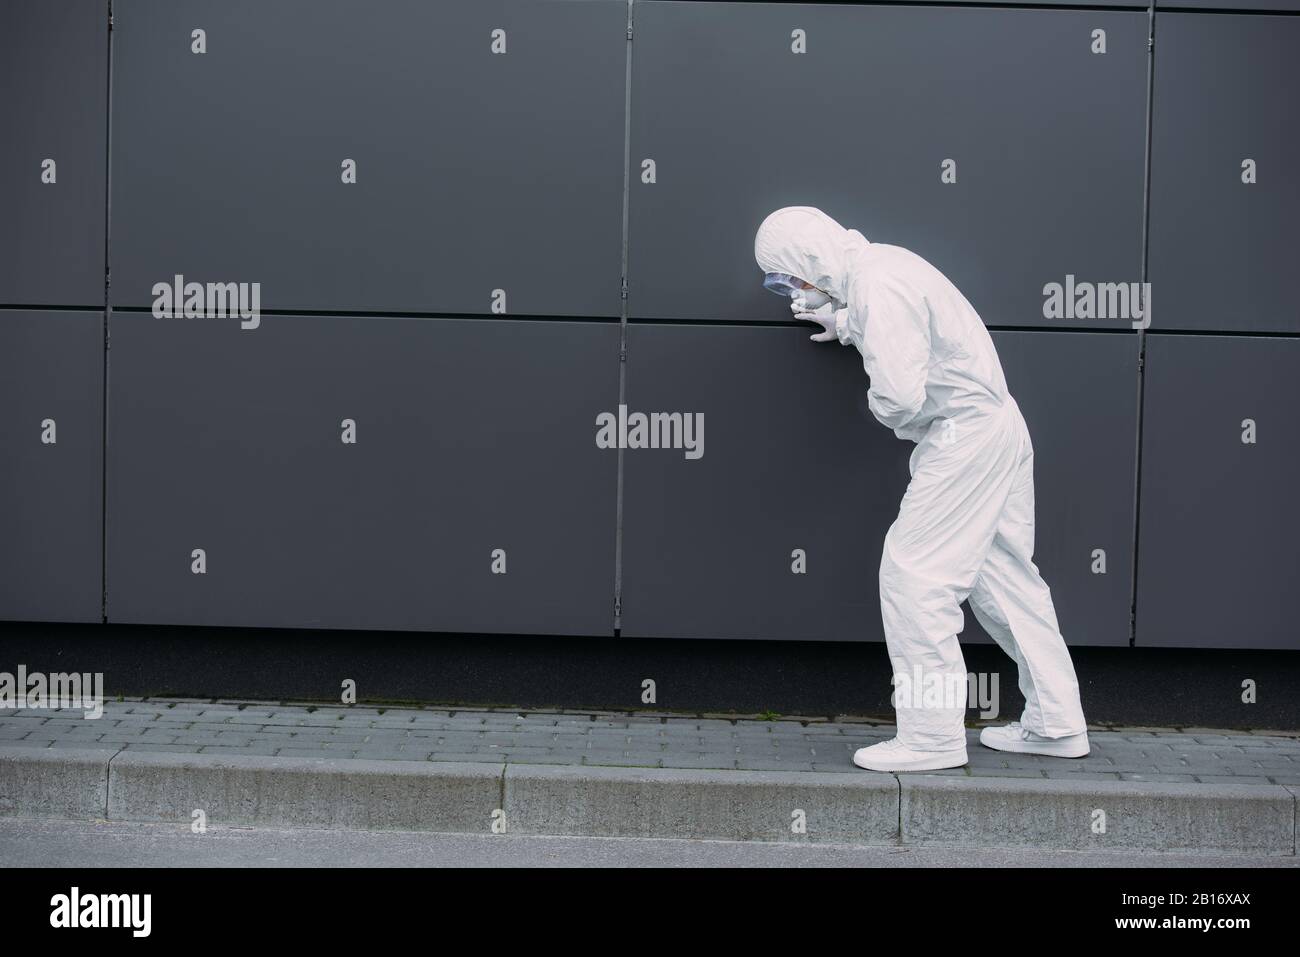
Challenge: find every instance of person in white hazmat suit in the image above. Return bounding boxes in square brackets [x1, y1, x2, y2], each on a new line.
[754, 206, 1090, 772]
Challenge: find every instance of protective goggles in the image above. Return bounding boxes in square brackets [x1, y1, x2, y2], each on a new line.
[761, 272, 807, 297]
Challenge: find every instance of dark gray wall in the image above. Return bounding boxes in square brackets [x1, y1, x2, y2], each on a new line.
[1137, 335, 1299, 649]
[109, 0, 627, 317]
[106, 313, 620, 634]
[969, 332, 1139, 648]
[628, 1, 1148, 327]
[0, 0, 106, 306]
[0, 310, 104, 623]
[1148, 12, 1300, 333]
[620, 327, 1138, 647]
[2, 0, 1297, 657]
[620, 322, 912, 642]
[1159, 2, 1300, 11]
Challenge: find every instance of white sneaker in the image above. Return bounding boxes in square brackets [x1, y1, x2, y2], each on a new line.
[852, 737, 968, 772]
[979, 722, 1090, 758]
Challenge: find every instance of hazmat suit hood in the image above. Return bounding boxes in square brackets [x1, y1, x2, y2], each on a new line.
[753, 206, 870, 305]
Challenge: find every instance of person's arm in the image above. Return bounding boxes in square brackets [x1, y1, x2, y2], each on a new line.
[834, 306, 851, 346]
[842, 282, 932, 432]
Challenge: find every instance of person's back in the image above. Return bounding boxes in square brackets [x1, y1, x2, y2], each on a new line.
[843, 241, 1010, 442]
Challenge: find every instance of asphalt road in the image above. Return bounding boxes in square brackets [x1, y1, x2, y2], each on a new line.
[1, 819, 1296, 868]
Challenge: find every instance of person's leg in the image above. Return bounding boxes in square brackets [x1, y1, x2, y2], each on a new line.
[876, 411, 1021, 754]
[967, 424, 1087, 739]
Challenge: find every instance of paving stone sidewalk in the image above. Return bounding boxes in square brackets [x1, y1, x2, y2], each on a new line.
[1, 698, 1297, 786]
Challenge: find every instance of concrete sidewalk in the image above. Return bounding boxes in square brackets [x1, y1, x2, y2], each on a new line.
[1, 698, 1297, 856]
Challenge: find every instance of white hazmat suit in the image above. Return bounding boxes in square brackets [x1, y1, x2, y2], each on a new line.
[754, 206, 1089, 772]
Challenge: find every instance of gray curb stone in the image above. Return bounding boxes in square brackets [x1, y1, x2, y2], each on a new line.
[503, 764, 899, 844]
[3, 744, 1296, 855]
[901, 775, 1295, 856]
[0, 746, 115, 821]
[107, 751, 503, 833]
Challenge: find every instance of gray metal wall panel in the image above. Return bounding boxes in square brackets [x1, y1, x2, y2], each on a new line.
[0, 0, 107, 307]
[965, 331, 1138, 648]
[945, 0, 1141, 5]
[1158, 2, 1300, 12]
[106, 314, 620, 634]
[619, 322, 912, 641]
[1148, 13, 1300, 333]
[628, 2, 1148, 328]
[1136, 334, 1299, 649]
[0, 310, 104, 623]
[109, 0, 626, 317]
[620, 325, 1137, 647]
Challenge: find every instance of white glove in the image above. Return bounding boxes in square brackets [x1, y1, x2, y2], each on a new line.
[793, 300, 842, 343]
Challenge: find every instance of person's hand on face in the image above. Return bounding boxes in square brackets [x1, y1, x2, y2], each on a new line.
[791, 285, 833, 313]
[762, 272, 838, 340]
